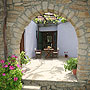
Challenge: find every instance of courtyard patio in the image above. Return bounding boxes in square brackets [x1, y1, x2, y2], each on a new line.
[22, 56, 77, 82]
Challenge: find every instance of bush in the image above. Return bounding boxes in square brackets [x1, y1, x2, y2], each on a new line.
[0, 55, 23, 90]
[20, 51, 30, 65]
[64, 58, 78, 71]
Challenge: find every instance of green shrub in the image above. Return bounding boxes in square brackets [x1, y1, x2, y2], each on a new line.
[20, 51, 30, 65]
[0, 55, 23, 90]
[64, 58, 78, 71]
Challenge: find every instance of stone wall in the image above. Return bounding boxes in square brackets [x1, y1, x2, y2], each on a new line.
[0, 0, 4, 58]
[0, 0, 90, 84]
[22, 79, 89, 90]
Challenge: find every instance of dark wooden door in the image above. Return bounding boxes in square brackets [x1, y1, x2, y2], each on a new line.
[20, 32, 24, 52]
[41, 31, 57, 50]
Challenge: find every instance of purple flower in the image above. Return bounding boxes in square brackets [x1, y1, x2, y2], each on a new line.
[14, 77, 18, 81]
[4, 65, 8, 68]
[2, 73, 6, 76]
[9, 66, 15, 70]
[0, 60, 5, 64]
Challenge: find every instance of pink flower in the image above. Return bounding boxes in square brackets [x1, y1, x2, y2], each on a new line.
[2, 73, 6, 76]
[11, 55, 18, 58]
[9, 66, 15, 70]
[22, 70, 26, 73]
[0, 60, 5, 64]
[17, 64, 20, 68]
[8, 62, 11, 65]
[15, 56, 18, 58]
[11, 55, 16, 58]
[14, 77, 18, 81]
[4, 65, 8, 68]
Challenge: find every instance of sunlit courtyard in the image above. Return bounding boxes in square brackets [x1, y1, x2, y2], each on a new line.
[22, 56, 77, 82]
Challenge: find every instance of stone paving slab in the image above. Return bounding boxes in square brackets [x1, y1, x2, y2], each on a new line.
[22, 56, 77, 82]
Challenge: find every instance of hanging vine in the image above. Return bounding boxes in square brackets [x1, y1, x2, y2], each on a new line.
[33, 13, 67, 24]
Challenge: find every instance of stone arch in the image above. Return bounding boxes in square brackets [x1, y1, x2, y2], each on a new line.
[10, 3, 88, 81]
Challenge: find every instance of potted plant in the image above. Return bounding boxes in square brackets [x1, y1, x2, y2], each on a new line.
[64, 58, 78, 75]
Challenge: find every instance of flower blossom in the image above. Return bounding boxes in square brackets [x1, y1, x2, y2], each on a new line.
[9, 66, 15, 70]
[8, 62, 11, 65]
[4, 65, 8, 68]
[17, 64, 20, 68]
[15, 56, 18, 58]
[14, 77, 18, 81]
[11, 55, 18, 58]
[2, 73, 6, 76]
[0, 60, 5, 64]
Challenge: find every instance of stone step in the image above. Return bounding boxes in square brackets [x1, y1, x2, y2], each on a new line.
[22, 79, 86, 90]
[22, 85, 41, 90]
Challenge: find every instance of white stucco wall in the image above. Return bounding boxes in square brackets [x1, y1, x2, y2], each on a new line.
[57, 22, 78, 57]
[39, 25, 57, 31]
[24, 21, 37, 58]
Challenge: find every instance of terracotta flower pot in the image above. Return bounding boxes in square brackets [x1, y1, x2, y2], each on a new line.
[72, 69, 77, 75]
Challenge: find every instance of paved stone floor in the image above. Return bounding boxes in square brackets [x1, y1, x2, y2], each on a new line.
[22, 56, 77, 82]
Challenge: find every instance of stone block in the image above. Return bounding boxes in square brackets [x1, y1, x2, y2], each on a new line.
[85, 33, 90, 38]
[63, 9, 69, 17]
[21, 14, 30, 23]
[14, 6, 25, 11]
[70, 4, 88, 11]
[72, 16, 78, 24]
[56, 0, 62, 4]
[75, 21, 84, 29]
[54, 5, 59, 14]
[78, 36, 86, 43]
[79, 44, 88, 49]
[67, 11, 75, 19]
[78, 11, 90, 18]
[86, 28, 90, 32]
[25, 9, 32, 18]
[11, 38, 20, 45]
[42, 1, 48, 12]
[59, 6, 64, 14]
[78, 49, 87, 55]
[48, 4, 54, 11]
[78, 29, 85, 36]
[13, 0, 21, 3]
[61, 0, 72, 4]
[14, 3, 23, 6]
[17, 17, 26, 25]
[7, 0, 13, 4]
[85, 23, 90, 28]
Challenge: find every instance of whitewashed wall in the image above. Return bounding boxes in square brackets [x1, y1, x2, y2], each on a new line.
[57, 22, 78, 57]
[24, 21, 78, 58]
[24, 21, 37, 58]
[39, 25, 57, 31]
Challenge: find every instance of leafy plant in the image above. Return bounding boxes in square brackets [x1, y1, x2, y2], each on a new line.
[0, 55, 23, 90]
[64, 58, 78, 71]
[20, 51, 30, 65]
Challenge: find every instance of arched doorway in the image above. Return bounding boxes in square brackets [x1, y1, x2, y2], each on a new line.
[9, 3, 89, 81]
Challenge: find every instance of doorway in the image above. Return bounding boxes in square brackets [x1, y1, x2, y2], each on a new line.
[38, 31, 57, 50]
